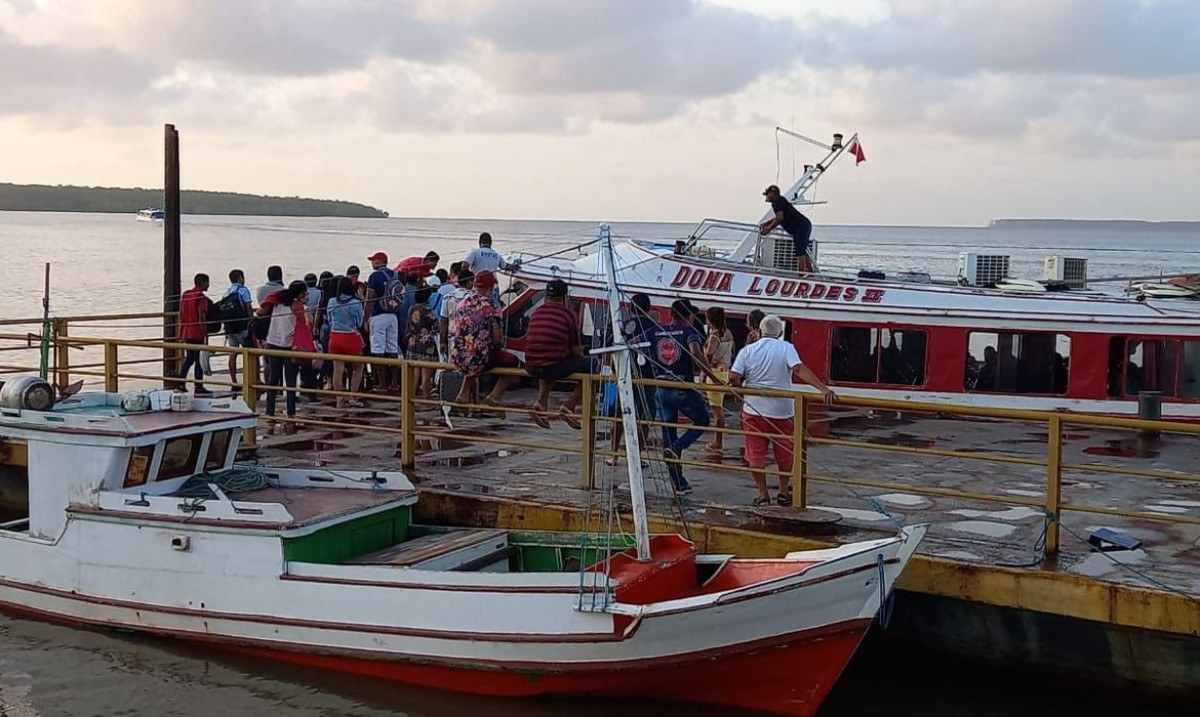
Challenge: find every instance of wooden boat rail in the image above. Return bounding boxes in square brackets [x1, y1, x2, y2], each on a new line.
[3, 318, 1200, 558]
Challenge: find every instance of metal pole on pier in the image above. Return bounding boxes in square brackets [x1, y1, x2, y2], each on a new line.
[163, 124, 182, 386]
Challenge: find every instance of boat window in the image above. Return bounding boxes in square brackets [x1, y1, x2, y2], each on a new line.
[123, 445, 155, 488]
[1125, 339, 1178, 396]
[1181, 342, 1200, 398]
[830, 327, 926, 386]
[156, 435, 203, 481]
[204, 430, 233, 471]
[965, 332, 1070, 394]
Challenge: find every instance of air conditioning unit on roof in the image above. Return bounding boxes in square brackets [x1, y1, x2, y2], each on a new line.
[958, 253, 1010, 287]
[1044, 256, 1087, 289]
[759, 236, 818, 271]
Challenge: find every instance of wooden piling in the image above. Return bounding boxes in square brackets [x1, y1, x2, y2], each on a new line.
[163, 124, 182, 388]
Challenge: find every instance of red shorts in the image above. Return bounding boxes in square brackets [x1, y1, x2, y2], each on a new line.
[742, 412, 794, 469]
[328, 330, 364, 356]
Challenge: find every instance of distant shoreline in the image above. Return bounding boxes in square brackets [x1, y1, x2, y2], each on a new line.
[990, 218, 1200, 231]
[0, 182, 388, 218]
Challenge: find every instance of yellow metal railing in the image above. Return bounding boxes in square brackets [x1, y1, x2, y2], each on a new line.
[3, 326, 1200, 558]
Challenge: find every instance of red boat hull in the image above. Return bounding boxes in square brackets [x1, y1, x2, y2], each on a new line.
[220, 618, 872, 716]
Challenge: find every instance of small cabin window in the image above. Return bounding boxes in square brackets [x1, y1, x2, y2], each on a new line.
[965, 331, 1070, 394]
[156, 435, 203, 481]
[830, 327, 926, 386]
[205, 430, 233, 471]
[1109, 337, 1200, 398]
[123, 445, 155, 488]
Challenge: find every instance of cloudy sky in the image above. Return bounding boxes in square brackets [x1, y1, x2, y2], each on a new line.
[1, 0, 1197, 225]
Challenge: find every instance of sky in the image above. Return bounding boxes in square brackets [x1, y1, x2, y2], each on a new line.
[1, 0, 1198, 226]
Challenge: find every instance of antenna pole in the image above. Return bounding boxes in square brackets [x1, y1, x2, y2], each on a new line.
[599, 225, 652, 561]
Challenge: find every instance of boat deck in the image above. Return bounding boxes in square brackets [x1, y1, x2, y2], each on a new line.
[232, 486, 412, 528]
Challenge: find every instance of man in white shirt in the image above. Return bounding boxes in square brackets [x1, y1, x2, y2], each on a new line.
[730, 314, 836, 507]
[464, 232, 505, 273]
[465, 232, 507, 306]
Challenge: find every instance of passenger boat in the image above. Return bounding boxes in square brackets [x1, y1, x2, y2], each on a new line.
[136, 208, 165, 222]
[505, 131, 1200, 420]
[0, 230, 926, 716]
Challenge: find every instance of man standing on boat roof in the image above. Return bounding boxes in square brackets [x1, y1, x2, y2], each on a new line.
[465, 232, 509, 306]
[760, 184, 814, 273]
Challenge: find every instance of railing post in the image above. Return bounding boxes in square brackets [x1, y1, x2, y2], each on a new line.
[53, 318, 69, 391]
[103, 340, 119, 392]
[791, 394, 807, 509]
[242, 348, 259, 448]
[580, 373, 596, 489]
[401, 359, 416, 469]
[1045, 415, 1063, 556]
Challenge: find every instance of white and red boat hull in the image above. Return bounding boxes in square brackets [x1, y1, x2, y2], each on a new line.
[0, 510, 924, 716]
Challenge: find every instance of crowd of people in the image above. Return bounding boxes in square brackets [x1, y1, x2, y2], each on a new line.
[174, 230, 837, 505]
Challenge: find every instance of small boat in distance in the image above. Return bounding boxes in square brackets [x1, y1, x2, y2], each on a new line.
[136, 208, 165, 222]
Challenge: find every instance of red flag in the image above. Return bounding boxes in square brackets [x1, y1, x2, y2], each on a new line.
[850, 140, 866, 165]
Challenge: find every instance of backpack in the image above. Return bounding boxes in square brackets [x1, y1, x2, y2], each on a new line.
[213, 293, 251, 335]
[202, 296, 223, 335]
[378, 274, 405, 314]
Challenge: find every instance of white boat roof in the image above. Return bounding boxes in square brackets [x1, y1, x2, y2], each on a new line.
[0, 391, 256, 445]
[513, 241, 1200, 331]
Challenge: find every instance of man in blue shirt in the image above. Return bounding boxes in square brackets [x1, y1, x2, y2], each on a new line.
[365, 251, 399, 391]
[222, 269, 254, 388]
[644, 299, 711, 493]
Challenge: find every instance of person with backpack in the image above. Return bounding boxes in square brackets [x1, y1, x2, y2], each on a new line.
[364, 251, 401, 392]
[215, 269, 254, 390]
[177, 273, 212, 394]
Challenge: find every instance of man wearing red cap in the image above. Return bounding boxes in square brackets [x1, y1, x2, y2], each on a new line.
[448, 270, 519, 408]
[364, 251, 399, 390]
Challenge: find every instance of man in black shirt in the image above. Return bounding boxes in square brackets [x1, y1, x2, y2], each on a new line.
[760, 184, 814, 272]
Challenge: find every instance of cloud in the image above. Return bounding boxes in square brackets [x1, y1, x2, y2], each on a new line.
[794, 1, 1200, 152]
[1, 0, 1199, 154]
[821, 0, 1200, 78]
[0, 0, 799, 132]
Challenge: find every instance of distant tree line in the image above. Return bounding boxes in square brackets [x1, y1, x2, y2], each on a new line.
[0, 183, 389, 218]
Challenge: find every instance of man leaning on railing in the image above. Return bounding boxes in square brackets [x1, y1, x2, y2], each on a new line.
[731, 314, 835, 507]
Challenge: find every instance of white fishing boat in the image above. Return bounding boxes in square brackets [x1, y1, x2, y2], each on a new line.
[505, 130, 1200, 420]
[0, 233, 925, 715]
[136, 208, 165, 222]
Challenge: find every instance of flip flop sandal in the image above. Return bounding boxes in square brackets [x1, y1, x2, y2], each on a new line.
[558, 408, 582, 430]
[531, 410, 551, 428]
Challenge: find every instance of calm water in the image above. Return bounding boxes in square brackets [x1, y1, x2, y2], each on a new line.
[2, 211, 1200, 321]
[1, 211, 1196, 716]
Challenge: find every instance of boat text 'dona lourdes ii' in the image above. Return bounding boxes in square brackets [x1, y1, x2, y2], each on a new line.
[0, 228, 926, 717]
[505, 129, 1200, 420]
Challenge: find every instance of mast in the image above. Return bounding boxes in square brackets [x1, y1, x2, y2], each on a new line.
[598, 224, 652, 561]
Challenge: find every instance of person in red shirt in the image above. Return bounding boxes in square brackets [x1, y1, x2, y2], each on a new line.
[524, 279, 586, 429]
[177, 273, 211, 394]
